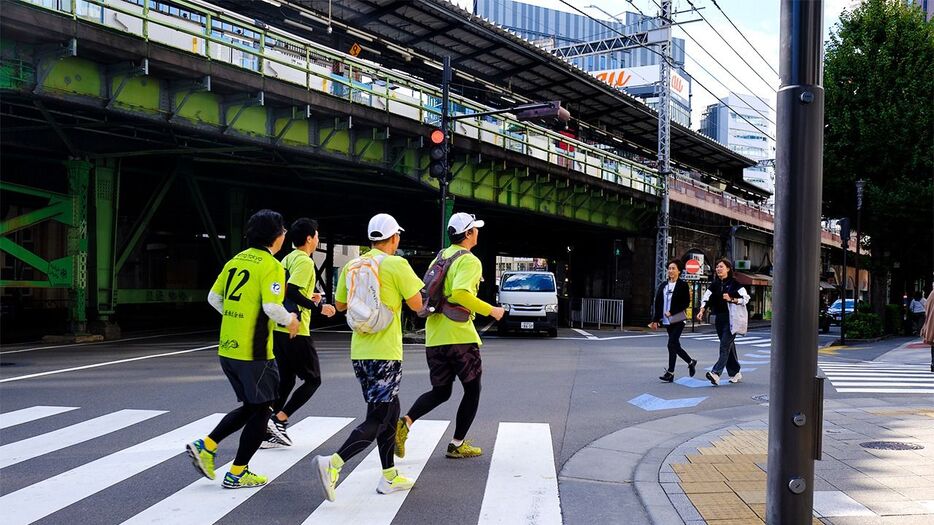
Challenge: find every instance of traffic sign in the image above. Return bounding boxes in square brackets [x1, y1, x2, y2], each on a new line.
[685, 259, 701, 274]
[349, 43, 362, 57]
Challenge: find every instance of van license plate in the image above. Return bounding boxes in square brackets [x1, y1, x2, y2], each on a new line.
[520, 322, 534, 330]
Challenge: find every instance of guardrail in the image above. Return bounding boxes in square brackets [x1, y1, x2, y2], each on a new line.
[576, 298, 624, 330]
[22, 0, 661, 195]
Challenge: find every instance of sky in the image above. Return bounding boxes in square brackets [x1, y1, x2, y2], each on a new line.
[451, 0, 859, 132]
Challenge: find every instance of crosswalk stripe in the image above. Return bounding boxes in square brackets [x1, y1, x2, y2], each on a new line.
[304, 419, 449, 524]
[478, 422, 561, 525]
[735, 338, 770, 344]
[821, 372, 933, 378]
[0, 406, 79, 429]
[0, 409, 166, 469]
[821, 368, 930, 374]
[123, 416, 354, 525]
[0, 413, 223, 525]
[752, 342, 773, 347]
[829, 381, 934, 386]
[835, 388, 934, 393]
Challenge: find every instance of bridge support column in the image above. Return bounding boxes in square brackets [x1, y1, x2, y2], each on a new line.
[66, 159, 90, 335]
[90, 158, 121, 339]
[228, 187, 246, 255]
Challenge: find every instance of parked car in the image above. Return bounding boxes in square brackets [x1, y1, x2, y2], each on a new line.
[826, 299, 856, 325]
[496, 271, 559, 337]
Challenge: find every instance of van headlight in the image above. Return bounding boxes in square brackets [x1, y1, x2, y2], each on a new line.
[545, 304, 558, 313]
[501, 304, 511, 312]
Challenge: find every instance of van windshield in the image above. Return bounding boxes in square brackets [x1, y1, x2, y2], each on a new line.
[501, 274, 555, 292]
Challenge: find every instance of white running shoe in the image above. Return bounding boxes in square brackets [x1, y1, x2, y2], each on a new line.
[376, 469, 414, 494]
[706, 371, 720, 386]
[729, 372, 743, 384]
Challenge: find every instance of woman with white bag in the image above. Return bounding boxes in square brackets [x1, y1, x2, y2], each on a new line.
[696, 258, 750, 386]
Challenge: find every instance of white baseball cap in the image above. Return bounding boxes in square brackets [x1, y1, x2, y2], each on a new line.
[367, 213, 404, 241]
[448, 212, 485, 235]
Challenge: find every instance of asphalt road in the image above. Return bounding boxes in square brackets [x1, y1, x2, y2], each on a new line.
[0, 324, 897, 525]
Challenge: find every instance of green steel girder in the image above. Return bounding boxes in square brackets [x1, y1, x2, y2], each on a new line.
[0, 237, 72, 287]
[9, 49, 649, 231]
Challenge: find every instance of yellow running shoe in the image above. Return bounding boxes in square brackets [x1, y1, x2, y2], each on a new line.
[445, 440, 482, 458]
[222, 468, 267, 489]
[377, 468, 414, 494]
[186, 439, 216, 480]
[394, 418, 409, 458]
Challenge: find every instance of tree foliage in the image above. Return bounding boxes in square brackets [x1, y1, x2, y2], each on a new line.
[823, 0, 933, 283]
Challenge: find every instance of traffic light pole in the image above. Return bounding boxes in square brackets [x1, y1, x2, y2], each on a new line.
[767, 1, 825, 523]
[653, 0, 672, 291]
[440, 56, 452, 250]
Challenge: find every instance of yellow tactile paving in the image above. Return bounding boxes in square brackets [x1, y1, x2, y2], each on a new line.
[673, 463, 728, 483]
[868, 408, 934, 419]
[686, 492, 760, 521]
[727, 480, 767, 492]
[735, 490, 767, 505]
[687, 453, 735, 464]
[704, 520, 764, 525]
[680, 481, 733, 493]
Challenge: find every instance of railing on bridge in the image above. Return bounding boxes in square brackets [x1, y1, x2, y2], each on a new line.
[23, 0, 661, 196]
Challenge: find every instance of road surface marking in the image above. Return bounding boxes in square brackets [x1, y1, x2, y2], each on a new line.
[0, 330, 214, 355]
[123, 416, 354, 525]
[834, 388, 934, 393]
[0, 409, 165, 469]
[478, 422, 562, 525]
[820, 362, 934, 394]
[628, 393, 707, 411]
[572, 328, 598, 340]
[0, 405, 79, 429]
[0, 345, 218, 383]
[304, 419, 449, 524]
[0, 413, 223, 525]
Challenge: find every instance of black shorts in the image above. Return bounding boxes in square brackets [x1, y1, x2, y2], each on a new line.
[425, 343, 482, 387]
[272, 332, 321, 383]
[219, 356, 279, 405]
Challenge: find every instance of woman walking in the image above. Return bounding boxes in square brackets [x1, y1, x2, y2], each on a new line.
[696, 258, 750, 386]
[650, 259, 697, 382]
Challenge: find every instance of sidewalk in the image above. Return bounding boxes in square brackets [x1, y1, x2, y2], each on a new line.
[559, 339, 934, 524]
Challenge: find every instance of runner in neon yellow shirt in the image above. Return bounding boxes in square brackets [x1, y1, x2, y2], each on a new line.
[311, 213, 424, 502]
[398, 212, 504, 459]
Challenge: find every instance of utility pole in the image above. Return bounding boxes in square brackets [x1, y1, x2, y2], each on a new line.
[767, 1, 825, 523]
[840, 217, 850, 345]
[440, 56, 453, 249]
[654, 0, 672, 290]
[855, 179, 865, 303]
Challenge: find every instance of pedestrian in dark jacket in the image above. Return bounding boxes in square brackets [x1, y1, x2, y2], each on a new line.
[696, 258, 750, 386]
[650, 259, 697, 382]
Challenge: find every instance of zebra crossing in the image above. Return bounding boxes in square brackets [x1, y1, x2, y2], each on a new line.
[0, 405, 563, 525]
[818, 361, 934, 394]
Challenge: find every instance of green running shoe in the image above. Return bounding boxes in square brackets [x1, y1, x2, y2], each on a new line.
[377, 468, 414, 494]
[394, 418, 409, 458]
[222, 468, 267, 489]
[186, 439, 216, 480]
[446, 440, 482, 458]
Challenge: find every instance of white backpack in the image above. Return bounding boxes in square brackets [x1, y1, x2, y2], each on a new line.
[344, 253, 395, 333]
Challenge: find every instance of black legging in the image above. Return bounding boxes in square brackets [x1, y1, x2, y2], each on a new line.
[665, 321, 693, 373]
[407, 378, 481, 441]
[337, 400, 400, 470]
[273, 368, 321, 416]
[208, 402, 272, 466]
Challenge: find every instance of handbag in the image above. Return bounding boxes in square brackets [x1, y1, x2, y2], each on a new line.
[728, 302, 748, 335]
[667, 311, 687, 323]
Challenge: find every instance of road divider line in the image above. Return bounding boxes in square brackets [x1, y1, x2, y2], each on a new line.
[0, 406, 79, 429]
[0, 409, 166, 469]
[0, 329, 214, 355]
[305, 419, 449, 524]
[478, 422, 562, 525]
[0, 345, 218, 383]
[123, 416, 355, 525]
[572, 328, 599, 340]
[0, 413, 223, 525]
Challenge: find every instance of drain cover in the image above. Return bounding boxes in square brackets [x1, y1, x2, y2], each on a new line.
[859, 441, 924, 451]
[752, 394, 769, 402]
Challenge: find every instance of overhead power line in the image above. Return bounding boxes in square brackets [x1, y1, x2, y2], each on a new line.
[683, 0, 778, 93]
[709, 0, 780, 77]
[556, 0, 776, 140]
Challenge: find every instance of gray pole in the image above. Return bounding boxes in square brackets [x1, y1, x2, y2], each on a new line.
[855, 180, 865, 303]
[653, 0, 672, 290]
[440, 56, 452, 249]
[767, 0, 824, 523]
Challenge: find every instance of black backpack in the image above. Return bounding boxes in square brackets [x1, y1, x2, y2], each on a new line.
[417, 249, 471, 322]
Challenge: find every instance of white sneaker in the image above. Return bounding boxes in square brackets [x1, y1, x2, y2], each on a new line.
[376, 469, 414, 494]
[706, 371, 720, 386]
[312, 455, 338, 502]
[729, 372, 743, 384]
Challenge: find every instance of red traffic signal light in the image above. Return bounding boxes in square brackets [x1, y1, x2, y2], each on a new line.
[429, 128, 446, 145]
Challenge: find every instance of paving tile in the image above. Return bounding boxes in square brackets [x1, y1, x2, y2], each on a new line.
[844, 489, 910, 505]
[735, 489, 767, 505]
[726, 480, 766, 492]
[720, 469, 767, 482]
[687, 453, 734, 464]
[895, 487, 934, 500]
[669, 493, 704, 522]
[661, 481, 684, 494]
[704, 520, 764, 525]
[686, 492, 759, 521]
[862, 500, 934, 516]
[813, 491, 875, 517]
[873, 476, 934, 489]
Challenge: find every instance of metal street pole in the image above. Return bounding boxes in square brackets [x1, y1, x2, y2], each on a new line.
[841, 235, 848, 345]
[855, 180, 865, 303]
[440, 56, 452, 249]
[653, 0, 672, 291]
[767, 0, 824, 523]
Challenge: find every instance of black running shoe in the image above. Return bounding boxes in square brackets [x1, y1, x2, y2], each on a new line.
[688, 359, 698, 377]
[659, 370, 674, 383]
[266, 416, 292, 446]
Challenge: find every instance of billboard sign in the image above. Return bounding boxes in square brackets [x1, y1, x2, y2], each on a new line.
[592, 66, 690, 104]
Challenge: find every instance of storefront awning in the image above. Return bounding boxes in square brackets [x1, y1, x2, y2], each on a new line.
[735, 272, 773, 287]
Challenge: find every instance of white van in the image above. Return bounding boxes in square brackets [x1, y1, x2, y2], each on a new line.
[496, 271, 559, 337]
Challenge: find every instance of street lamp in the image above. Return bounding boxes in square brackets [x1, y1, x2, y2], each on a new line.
[854, 179, 866, 304]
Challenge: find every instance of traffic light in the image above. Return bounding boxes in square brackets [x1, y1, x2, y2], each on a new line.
[427, 127, 448, 181]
